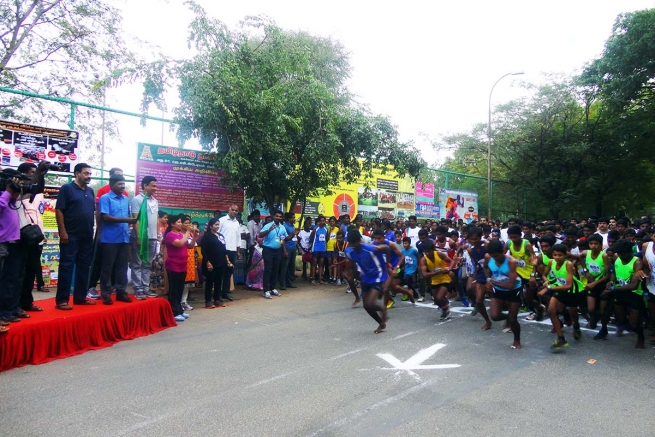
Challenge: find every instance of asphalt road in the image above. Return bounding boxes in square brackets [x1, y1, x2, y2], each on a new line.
[2, 284, 654, 436]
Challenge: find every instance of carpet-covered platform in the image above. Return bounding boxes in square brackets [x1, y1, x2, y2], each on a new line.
[0, 296, 177, 372]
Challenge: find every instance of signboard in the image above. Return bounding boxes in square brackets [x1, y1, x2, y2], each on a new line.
[296, 166, 416, 220]
[42, 185, 60, 232]
[41, 242, 60, 288]
[415, 182, 434, 205]
[438, 188, 478, 224]
[135, 143, 244, 227]
[415, 204, 440, 220]
[0, 120, 78, 173]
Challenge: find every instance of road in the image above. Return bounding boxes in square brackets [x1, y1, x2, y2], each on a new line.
[2, 285, 654, 436]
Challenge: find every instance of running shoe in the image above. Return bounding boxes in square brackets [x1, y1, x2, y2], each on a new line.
[401, 294, 409, 301]
[550, 338, 569, 350]
[594, 330, 608, 340]
[440, 308, 451, 320]
[470, 307, 478, 316]
[336, 279, 341, 285]
[526, 312, 536, 321]
[135, 294, 146, 301]
[417, 296, 425, 302]
[181, 313, 190, 319]
[345, 286, 351, 293]
[144, 290, 158, 298]
[573, 327, 582, 341]
[174, 315, 185, 322]
[461, 297, 470, 307]
[386, 300, 395, 309]
[263, 291, 272, 299]
[86, 288, 100, 300]
[181, 302, 193, 311]
[271, 289, 281, 297]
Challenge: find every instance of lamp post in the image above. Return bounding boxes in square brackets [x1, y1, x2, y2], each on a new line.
[487, 71, 524, 220]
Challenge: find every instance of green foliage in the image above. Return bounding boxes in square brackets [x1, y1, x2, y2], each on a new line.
[142, 3, 425, 211]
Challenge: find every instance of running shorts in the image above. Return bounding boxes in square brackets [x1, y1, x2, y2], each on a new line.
[493, 286, 522, 303]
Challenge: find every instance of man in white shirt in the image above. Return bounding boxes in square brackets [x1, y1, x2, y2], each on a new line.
[219, 204, 242, 300]
[595, 217, 610, 249]
[404, 215, 421, 247]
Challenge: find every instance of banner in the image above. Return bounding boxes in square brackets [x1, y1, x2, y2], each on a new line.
[135, 143, 244, 227]
[415, 204, 440, 219]
[438, 188, 479, 224]
[415, 182, 434, 205]
[297, 166, 416, 220]
[42, 185, 60, 232]
[41, 243, 60, 288]
[0, 120, 78, 173]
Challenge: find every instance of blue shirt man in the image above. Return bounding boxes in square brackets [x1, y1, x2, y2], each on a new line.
[261, 219, 289, 249]
[346, 243, 388, 284]
[99, 191, 131, 243]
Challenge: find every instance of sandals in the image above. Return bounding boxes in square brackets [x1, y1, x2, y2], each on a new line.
[55, 303, 73, 310]
[0, 325, 8, 334]
[24, 305, 43, 312]
[73, 300, 96, 305]
[0, 319, 10, 326]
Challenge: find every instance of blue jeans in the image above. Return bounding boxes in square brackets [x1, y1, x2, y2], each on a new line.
[56, 235, 93, 305]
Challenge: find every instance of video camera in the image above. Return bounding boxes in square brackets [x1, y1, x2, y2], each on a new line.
[0, 169, 36, 194]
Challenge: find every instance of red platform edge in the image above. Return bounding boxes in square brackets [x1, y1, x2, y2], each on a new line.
[0, 296, 177, 372]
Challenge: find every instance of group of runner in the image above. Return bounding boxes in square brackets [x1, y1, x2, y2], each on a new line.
[311, 213, 654, 351]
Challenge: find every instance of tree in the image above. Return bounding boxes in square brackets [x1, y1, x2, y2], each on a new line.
[143, 4, 425, 211]
[0, 0, 140, 163]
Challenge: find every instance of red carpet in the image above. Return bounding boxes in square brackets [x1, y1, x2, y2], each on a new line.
[0, 296, 177, 372]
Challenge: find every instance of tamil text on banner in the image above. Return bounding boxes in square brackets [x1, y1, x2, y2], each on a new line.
[0, 120, 78, 173]
[42, 185, 60, 232]
[438, 188, 479, 224]
[135, 143, 244, 227]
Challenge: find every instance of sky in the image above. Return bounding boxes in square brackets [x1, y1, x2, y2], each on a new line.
[90, 0, 655, 176]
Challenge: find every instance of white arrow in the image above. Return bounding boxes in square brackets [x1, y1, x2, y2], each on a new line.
[377, 343, 460, 377]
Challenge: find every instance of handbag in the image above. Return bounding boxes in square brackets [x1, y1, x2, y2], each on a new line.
[20, 209, 44, 245]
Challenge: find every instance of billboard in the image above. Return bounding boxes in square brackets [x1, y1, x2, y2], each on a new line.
[135, 143, 244, 227]
[296, 166, 416, 220]
[438, 188, 479, 224]
[415, 182, 434, 205]
[0, 120, 78, 173]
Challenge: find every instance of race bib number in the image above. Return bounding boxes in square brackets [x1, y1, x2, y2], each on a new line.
[330, 233, 337, 240]
[618, 278, 628, 286]
[557, 278, 566, 285]
[319, 234, 326, 242]
[588, 263, 601, 274]
[405, 256, 414, 265]
[477, 259, 485, 267]
[338, 251, 346, 258]
[516, 260, 526, 267]
[494, 275, 509, 283]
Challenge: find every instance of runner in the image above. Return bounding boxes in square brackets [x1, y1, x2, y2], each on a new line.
[401, 237, 420, 302]
[345, 229, 390, 334]
[326, 216, 339, 283]
[538, 244, 584, 351]
[332, 231, 348, 286]
[309, 215, 329, 285]
[598, 239, 647, 348]
[484, 240, 523, 349]
[579, 234, 609, 329]
[506, 225, 542, 321]
[457, 227, 493, 330]
[420, 240, 455, 320]
[371, 229, 414, 307]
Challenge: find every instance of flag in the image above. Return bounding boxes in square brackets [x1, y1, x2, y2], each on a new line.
[138, 193, 149, 263]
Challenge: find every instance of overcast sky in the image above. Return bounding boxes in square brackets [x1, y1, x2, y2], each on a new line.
[94, 0, 654, 176]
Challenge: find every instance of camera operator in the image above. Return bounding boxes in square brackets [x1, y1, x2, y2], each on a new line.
[0, 161, 48, 324]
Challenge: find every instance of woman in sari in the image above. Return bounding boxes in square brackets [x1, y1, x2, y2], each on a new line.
[246, 243, 264, 290]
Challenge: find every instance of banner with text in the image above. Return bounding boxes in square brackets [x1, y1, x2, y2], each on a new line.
[438, 188, 478, 224]
[0, 120, 78, 173]
[135, 143, 244, 227]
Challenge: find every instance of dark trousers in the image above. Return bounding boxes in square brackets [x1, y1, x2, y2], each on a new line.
[88, 233, 102, 289]
[279, 248, 296, 288]
[205, 267, 224, 303]
[167, 270, 185, 316]
[100, 243, 129, 298]
[20, 243, 43, 309]
[0, 241, 27, 319]
[263, 246, 282, 292]
[56, 235, 93, 305]
[222, 250, 236, 298]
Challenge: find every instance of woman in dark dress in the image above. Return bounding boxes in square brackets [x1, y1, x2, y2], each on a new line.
[201, 217, 231, 308]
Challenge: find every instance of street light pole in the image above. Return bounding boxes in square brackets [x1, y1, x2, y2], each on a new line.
[487, 71, 524, 220]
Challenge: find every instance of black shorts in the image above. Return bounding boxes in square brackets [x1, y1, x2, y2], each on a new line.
[554, 290, 585, 308]
[492, 287, 522, 303]
[431, 283, 451, 291]
[361, 282, 383, 296]
[612, 290, 645, 310]
[588, 283, 606, 299]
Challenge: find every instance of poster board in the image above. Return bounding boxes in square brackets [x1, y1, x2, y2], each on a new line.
[438, 188, 479, 224]
[0, 120, 78, 173]
[135, 143, 244, 227]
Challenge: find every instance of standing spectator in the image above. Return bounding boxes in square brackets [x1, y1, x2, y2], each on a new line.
[258, 210, 288, 299]
[98, 174, 137, 305]
[55, 163, 96, 309]
[219, 204, 241, 301]
[130, 176, 159, 300]
[164, 215, 199, 322]
[18, 162, 47, 312]
[87, 167, 128, 300]
[149, 210, 168, 293]
[234, 216, 248, 284]
[279, 212, 299, 289]
[247, 209, 262, 265]
[201, 217, 229, 308]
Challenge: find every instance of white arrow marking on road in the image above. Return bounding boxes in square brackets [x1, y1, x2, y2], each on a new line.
[377, 343, 460, 378]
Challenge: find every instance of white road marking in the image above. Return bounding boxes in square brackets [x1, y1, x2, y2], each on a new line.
[329, 349, 362, 360]
[376, 343, 461, 378]
[393, 331, 418, 340]
[247, 371, 297, 388]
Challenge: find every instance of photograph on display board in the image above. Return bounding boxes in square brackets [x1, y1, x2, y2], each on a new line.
[438, 188, 478, 224]
[357, 187, 378, 206]
[358, 205, 377, 220]
[395, 208, 413, 219]
[377, 191, 397, 208]
[378, 207, 395, 220]
[397, 192, 415, 210]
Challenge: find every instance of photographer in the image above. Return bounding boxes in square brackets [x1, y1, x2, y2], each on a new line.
[0, 161, 48, 325]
